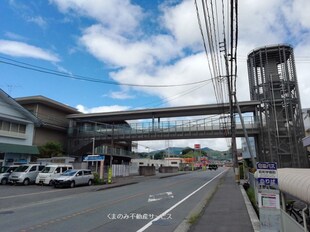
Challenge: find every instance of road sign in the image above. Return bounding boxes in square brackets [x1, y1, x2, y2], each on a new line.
[256, 162, 281, 232]
[256, 162, 277, 170]
[194, 144, 200, 149]
[256, 162, 278, 188]
[257, 178, 278, 186]
[83, 155, 105, 161]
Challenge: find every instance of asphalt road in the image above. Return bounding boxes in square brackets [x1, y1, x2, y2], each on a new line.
[0, 168, 227, 232]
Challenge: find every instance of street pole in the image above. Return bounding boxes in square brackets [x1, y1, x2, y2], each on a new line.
[92, 137, 98, 173]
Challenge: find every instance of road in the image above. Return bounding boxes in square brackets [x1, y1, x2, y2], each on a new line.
[0, 168, 227, 232]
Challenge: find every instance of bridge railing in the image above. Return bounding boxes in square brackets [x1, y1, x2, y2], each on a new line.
[69, 116, 259, 138]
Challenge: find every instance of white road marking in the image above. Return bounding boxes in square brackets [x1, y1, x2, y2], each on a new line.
[0, 189, 68, 200]
[148, 192, 174, 202]
[137, 169, 227, 232]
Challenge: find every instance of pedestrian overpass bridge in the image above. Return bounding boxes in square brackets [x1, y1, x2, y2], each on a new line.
[69, 115, 260, 142]
[67, 100, 261, 154]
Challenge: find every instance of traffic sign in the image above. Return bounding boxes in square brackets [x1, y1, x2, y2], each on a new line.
[83, 155, 105, 161]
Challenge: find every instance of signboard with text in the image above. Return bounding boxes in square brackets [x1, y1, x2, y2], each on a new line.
[83, 155, 105, 161]
[256, 162, 281, 232]
[194, 144, 200, 149]
[256, 162, 278, 189]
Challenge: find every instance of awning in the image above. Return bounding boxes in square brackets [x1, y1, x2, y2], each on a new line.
[0, 143, 39, 155]
[278, 168, 310, 204]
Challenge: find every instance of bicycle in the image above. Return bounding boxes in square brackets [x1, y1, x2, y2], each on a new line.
[286, 200, 310, 230]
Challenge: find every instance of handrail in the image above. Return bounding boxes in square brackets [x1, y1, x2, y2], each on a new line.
[68, 116, 259, 137]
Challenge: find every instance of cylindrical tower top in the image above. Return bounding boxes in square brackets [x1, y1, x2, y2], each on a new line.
[247, 44, 294, 68]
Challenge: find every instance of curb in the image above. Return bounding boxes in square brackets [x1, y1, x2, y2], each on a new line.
[239, 184, 261, 232]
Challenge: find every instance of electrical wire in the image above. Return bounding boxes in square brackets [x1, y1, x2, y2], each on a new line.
[0, 55, 210, 88]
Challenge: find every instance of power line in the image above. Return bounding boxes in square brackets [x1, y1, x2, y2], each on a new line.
[0, 55, 210, 88]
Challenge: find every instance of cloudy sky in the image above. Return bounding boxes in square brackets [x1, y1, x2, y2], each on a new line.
[1, 0, 310, 152]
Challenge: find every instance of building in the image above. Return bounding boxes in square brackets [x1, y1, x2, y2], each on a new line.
[247, 44, 308, 168]
[0, 89, 41, 166]
[241, 137, 256, 160]
[15, 95, 79, 152]
[131, 158, 181, 170]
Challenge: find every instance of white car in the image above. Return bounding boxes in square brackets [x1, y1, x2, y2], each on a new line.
[9, 164, 45, 185]
[36, 164, 73, 185]
[53, 169, 94, 188]
[0, 165, 19, 185]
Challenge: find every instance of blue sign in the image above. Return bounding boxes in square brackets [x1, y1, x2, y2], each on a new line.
[256, 162, 277, 170]
[83, 155, 105, 161]
[257, 178, 278, 186]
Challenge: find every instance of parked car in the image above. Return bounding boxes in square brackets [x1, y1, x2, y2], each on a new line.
[0, 165, 19, 185]
[208, 164, 218, 170]
[53, 169, 94, 188]
[36, 164, 73, 185]
[9, 164, 45, 185]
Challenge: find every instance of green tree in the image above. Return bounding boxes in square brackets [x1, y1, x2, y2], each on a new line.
[38, 142, 63, 158]
[154, 151, 165, 160]
[182, 147, 194, 155]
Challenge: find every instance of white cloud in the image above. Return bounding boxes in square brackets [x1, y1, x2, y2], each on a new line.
[76, 104, 130, 113]
[27, 16, 47, 28]
[50, 0, 144, 34]
[80, 24, 182, 68]
[0, 40, 60, 62]
[4, 32, 27, 41]
[109, 91, 134, 100]
[160, 0, 201, 49]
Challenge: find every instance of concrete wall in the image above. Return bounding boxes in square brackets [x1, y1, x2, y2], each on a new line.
[139, 166, 156, 176]
[159, 166, 178, 173]
[33, 127, 67, 147]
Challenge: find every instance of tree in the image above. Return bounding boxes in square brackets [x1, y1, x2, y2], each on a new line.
[182, 147, 194, 155]
[38, 142, 64, 158]
[154, 151, 165, 160]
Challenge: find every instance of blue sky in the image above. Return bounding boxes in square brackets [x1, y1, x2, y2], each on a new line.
[1, 0, 310, 151]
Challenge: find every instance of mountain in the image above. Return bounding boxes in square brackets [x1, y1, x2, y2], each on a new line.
[144, 146, 232, 161]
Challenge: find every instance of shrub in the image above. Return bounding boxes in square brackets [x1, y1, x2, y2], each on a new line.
[93, 173, 105, 185]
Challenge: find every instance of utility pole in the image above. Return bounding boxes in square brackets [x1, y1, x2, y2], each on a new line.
[221, 0, 239, 183]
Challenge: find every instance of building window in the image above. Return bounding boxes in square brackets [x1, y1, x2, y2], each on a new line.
[19, 124, 26, 134]
[171, 162, 178, 164]
[11, 123, 19, 132]
[0, 120, 26, 134]
[2, 121, 10, 131]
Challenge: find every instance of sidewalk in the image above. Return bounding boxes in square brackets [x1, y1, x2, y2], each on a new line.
[189, 168, 258, 232]
[92, 171, 189, 191]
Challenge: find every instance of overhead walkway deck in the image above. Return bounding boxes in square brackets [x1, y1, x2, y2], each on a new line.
[68, 116, 260, 154]
[67, 101, 261, 154]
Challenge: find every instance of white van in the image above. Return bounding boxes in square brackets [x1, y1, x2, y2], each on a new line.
[36, 164, 73, 185]
[0, 165, 19, 185]
[9, 164, 45, 185]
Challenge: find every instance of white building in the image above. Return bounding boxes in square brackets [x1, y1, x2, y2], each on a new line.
[241, 137, 256, 160]
[0, 89, 41, 166]
[131, 158, 181, 170]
